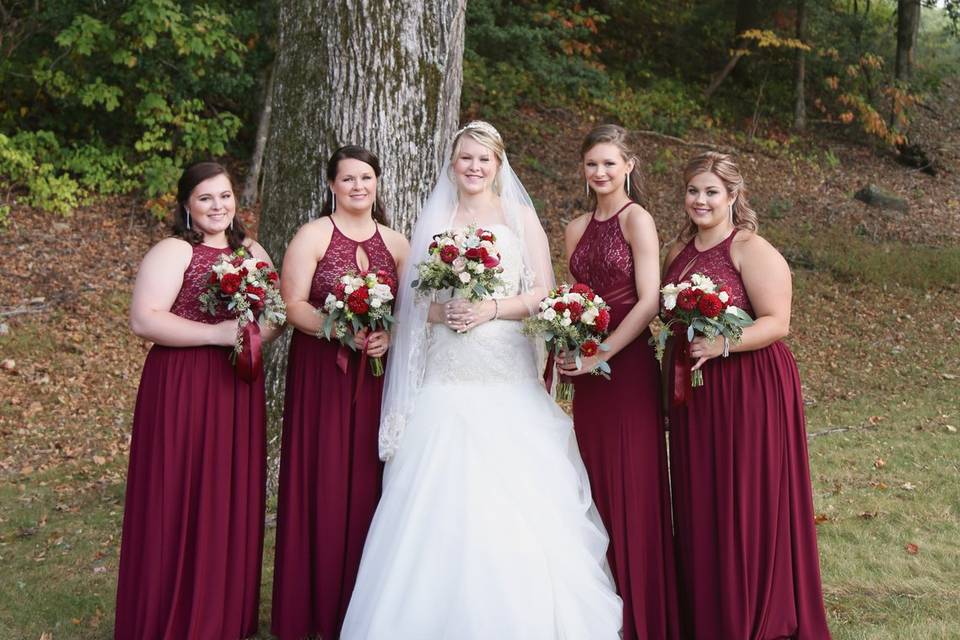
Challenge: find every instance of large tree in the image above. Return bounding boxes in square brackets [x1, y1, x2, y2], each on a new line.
[258, 0, 467, 445]
[895, 0, 922, 82]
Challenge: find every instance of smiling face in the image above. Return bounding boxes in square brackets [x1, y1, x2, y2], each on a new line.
[685, 171, 735, 231]
[452, 136, 500, 196]
[186, 174, 235, 237]
[329, 158, 377, 214]
[583, 142, 634, 198]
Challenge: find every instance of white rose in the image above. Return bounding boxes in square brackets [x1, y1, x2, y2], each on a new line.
[719, 291, 730, 303]
[370, 298, 382, 309]
[323, 293, 337, 308]
[452, 256, 468, 273]
[373, 284, 393, 300]
[539, 300, 550, 311]
[560, 317, 572, 327]
[677, 282, 691, 291]
[336, 300, 345, 309]
[458, 271, 472, 284]
[344, 286, 355, 295]
[480, 240, 495, 251]
[581, 307, 598, 324]
[563, 309, 571, 318]
[593, 295, 605, 306]
[691, 273, 716, 292]
[241, 258, 260, 272]
[542, 307, 557, 321]
[568, 292, 584, 304]
[663, 295, 678, 311]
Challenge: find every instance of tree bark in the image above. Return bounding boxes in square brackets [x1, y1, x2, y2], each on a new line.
[257, 0, 467, 478]
[241, 63, 275, 207]
[895, 0, 921, 83]
[793, 0, 807, 130]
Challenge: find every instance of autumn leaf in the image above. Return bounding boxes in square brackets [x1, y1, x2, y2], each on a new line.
[814, 513, 830, 525]
[873, 458, 886, 469]
[905, 543, 919, 555]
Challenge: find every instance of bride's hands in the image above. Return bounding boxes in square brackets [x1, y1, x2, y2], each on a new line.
[443, 299, 496, 333]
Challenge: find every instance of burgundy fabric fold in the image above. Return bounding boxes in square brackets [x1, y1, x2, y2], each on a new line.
[235, 321, 263, 382]
[670, 331, 692, 407]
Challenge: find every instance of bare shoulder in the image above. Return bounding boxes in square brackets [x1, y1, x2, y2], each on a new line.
[731, 231, 788, 271]
[145, 237, 193, 262]
[564, 211, 591, 239]
[622, 203, 656, 231]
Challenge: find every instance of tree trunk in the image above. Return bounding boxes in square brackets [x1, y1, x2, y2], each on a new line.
[895, 0, 921, 83]
[241, 63, 275, 207]
[257, 0, 467, 484]
[793, 0, 807, 130]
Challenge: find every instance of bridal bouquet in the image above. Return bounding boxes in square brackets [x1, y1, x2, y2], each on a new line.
[652, 272, 753, 404]
[199, 247, 286, 381]
[523, 282, 612, 402]
[411, 225, 505, 301]
[321, 269, 397, 376]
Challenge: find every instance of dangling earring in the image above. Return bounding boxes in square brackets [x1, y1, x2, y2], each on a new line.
[185, 207, 191, 230]
[332, 193, 337, 213]
[229, 217, 234, 231]
[585, 181, 590, 197]
[626, 173, 631, 196]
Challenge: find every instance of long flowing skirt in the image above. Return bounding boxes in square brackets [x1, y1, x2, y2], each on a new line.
[573, 327, 680, 639]
[340, 377, 623, 640]
[271, 331, 384, 640]
[669, 341, 831, 640]
[115, 345, 266, 640]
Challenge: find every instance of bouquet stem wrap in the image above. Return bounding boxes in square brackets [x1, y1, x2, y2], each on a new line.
[235, 322, 263, 383]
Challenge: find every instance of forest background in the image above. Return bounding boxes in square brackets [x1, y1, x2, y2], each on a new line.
[1, 0, 959, 638]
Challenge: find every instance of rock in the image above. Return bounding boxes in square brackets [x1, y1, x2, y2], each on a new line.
[896, 142, 937, 176]
[0, 323, 8, 336]
[854, 184, 908, 213]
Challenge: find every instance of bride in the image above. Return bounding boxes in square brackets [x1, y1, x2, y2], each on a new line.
[340, 121, 622, 639]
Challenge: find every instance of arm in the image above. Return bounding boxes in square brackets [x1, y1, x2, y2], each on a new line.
[689, 233, 792, 367]
[279, 220, 332, 336]
[245, 239, 285, 343]
[129, 238, 238, 347]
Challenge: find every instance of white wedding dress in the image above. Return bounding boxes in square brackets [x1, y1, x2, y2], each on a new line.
[340, 225, 622, 640]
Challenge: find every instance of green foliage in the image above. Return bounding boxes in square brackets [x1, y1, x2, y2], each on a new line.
[0, 0, 271, 217]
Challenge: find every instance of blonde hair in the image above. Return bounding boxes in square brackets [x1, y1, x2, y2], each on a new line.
[580, 124, 646, 208]
[677, 151, 758, 243]
[449, 120, 506, 193]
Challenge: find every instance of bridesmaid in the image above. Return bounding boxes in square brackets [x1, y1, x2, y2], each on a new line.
[663, 152, 831, 639]
[271, 145, 409, 640]
[117, 162, 281, 638]
[559, 124, 679, 639]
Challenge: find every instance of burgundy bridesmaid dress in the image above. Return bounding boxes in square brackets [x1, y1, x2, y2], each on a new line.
[664, 231, 831, 640]
[115, 243, 266, 639]
[271, 220, 398, 640]
[569, 202, 680, 640]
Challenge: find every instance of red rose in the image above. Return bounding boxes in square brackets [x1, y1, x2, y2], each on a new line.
[482, 254, 500, 268]
[208, 273, 218, 285]
[478, 229, 495, 241]
[256, 261, 269, 269]
[251, 298, 265, 312]
[429, 241, 438, 251]
[697, 292, 724, 318]
[595, 308, 610, 332]
[677, 288, 699, 311]
[465, 247, 482, 260]
[567, 300, 583, 321]
[238, 268, 248, 278]
[245, 285, 265, 301]
[348, 289, 369, 314]
[268, 271, 280, 283]
[553, 301, 567, 313]
[220, 273, 242, 295]
[440, 245, 459, 263]
[335, 282, 347, 298]
[571, 283, 595, 300]
[580, 340, 599, 357]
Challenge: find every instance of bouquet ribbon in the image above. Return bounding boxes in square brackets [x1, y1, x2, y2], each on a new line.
[235, 322, 263, 383]
[542, 350, 572, 395]
[671, 331, 692, 407]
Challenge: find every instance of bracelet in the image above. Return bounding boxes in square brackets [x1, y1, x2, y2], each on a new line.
[492, 298, 500, 321]
[722, 335, 730, 358]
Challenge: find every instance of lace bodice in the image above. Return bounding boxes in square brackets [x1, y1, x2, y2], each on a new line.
[422, 224, 539, 385]
[308, 220, 398, 306]
[569, 203, 635, 296]
[662, 230, 754, 317]
[170, 243, 235, 323]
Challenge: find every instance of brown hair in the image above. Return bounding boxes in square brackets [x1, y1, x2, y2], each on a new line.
[677, 151, 758, 243]
[320, 145, 388, 225]
[172, 161, 247, 251]
[580, 124, 646, 208]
